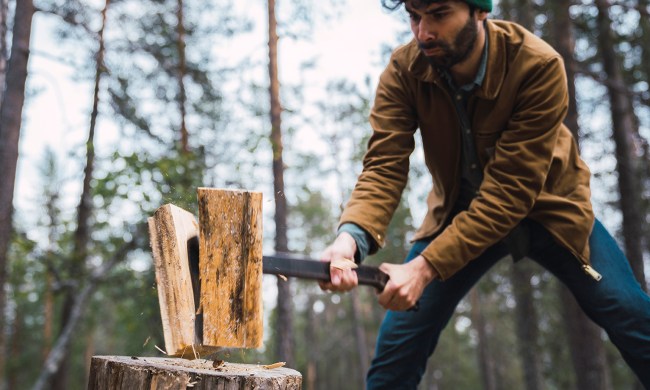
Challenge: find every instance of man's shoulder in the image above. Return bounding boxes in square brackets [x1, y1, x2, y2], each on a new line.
[488, 19, 560, 62]
[385, 39, 436, 82]
[389, 39, 420, 67]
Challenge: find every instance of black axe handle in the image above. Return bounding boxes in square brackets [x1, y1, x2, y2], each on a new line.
[263, 253, 389, 291]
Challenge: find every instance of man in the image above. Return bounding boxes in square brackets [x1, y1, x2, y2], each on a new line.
[319, 0, 650, 388]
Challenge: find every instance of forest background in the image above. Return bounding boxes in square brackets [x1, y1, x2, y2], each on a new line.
[1, 0, 649, 389]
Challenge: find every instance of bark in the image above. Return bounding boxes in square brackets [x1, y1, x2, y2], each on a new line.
[43, 272, 54, 359]
[469, 288, 497, 390]
[636, 0, 650, 93]
[87, 356, 302, 389]
[176, 0, 188, 152]
[0, 0, 34, 385]
[268, 0, 294, 367]
[636, 0, 650, 275]
[50, 2, 109, 388]
[7, 309, 23, 389]
[511, 263, 543, 390]
[305, 296, 318, 390]
[548, 2, 614, 388]
[594, 0, 647, 291]
[0, 0, 8, 108]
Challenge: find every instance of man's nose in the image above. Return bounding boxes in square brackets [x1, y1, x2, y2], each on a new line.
[416, 19, 437, 42]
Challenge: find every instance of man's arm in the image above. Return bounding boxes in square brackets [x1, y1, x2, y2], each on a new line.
[338, 45, 419, 251]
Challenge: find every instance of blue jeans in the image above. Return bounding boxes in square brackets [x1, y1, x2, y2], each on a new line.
[366, 219, 650, 389]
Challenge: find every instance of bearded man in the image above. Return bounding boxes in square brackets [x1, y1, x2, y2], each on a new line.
[319, 1, 650, 388]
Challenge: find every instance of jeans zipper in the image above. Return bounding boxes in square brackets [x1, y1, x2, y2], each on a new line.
[582, 264, 602, 281]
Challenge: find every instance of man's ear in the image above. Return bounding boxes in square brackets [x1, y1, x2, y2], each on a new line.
[476, 10, 488, 21]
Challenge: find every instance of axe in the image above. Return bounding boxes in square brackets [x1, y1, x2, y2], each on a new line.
[148, 189, 389, 358]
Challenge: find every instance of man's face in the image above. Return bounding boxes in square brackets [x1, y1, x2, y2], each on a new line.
[406, 1, 479, 69]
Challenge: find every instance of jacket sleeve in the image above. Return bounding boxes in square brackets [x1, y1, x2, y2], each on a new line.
[339, 49, 419, 249]
[421, 56, 569, 280]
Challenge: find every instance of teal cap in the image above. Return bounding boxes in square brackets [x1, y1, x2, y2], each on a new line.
[462, 0, 492, 12]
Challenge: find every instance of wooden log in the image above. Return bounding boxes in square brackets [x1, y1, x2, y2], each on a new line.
[148, 204, 219, 357]
[87, 356, 302, 389]
[197, 188, 263, 349]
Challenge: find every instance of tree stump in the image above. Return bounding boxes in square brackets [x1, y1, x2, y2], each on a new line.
[87, 356, 302, 390]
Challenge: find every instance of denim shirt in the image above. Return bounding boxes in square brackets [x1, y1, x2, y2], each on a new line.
[439, 35, 489, 211]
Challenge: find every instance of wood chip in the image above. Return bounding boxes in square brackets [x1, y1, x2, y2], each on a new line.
[278, 274, 288, 281]
[330, 258, 358, 271]
[212, 359, 225, 368]
[155, 345, 168, 355]
[262, 362, 286, 369]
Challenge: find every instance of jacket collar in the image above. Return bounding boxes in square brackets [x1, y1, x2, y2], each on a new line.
[407, 19, 505, 100]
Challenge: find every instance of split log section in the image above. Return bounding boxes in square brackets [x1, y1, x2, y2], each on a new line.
[146, 188, 264, 357]
[88, 189, 300, 388]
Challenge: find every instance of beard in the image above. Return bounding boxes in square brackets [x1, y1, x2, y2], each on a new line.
[419, 15, 478, 69]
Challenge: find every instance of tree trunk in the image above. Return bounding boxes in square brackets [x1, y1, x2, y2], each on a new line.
[594, 0, 647, 291]
[268, 0, 294, 367]
[0, 0, 8, 109]
[7, 308, 24, 389]
[638, 0, 650, 91]
[305, 295, 318, 390]
[176, 0, 189, 153]
[513, 0, 534, 32]
[511, 263, 544, 390]
[43, 272, 54, 359]
[87, 356, 302, 389]
[549, 2, 614, 388]
[469, 288, 497, 390]
[350, 290, 369, 388]
[499, 8, 546, 389]
[0, 0, 34, 386]
[84, 331, 95, 388]
[50, 2, 110, 388]
[559, 285, 612, 390]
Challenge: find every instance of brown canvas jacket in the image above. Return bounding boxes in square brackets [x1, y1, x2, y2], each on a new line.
[339, 19, 595, 280]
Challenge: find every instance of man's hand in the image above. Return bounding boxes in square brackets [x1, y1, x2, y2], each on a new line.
[378, 255, 437, 311]
[319, 232, 359, 292]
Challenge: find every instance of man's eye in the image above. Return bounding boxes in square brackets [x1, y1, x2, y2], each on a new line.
[432, 12, 448, 20]
[408, 13, 421, 22]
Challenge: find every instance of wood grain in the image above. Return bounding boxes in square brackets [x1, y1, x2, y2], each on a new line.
[198, 188, 263, 348]
[148, 204, 220, 357]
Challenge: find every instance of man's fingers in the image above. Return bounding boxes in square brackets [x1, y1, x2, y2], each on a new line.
[319, 267, 357, 292]
[377, 279, 417, 311]
[331, 258, 358, 271]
